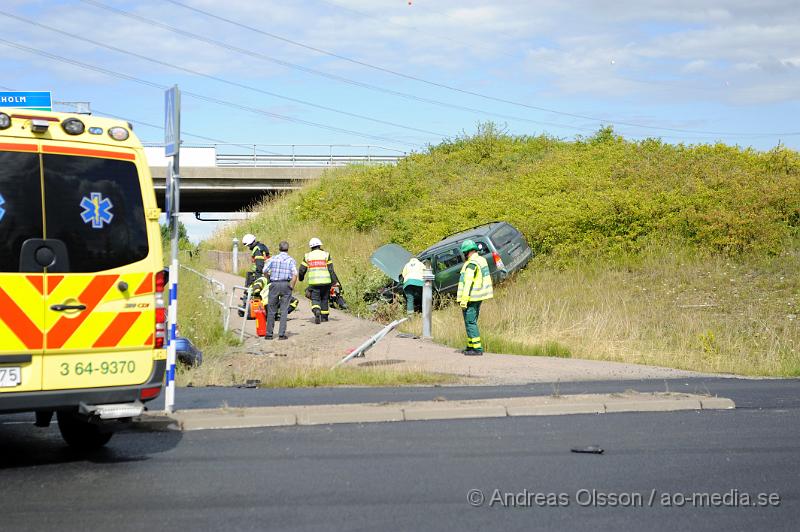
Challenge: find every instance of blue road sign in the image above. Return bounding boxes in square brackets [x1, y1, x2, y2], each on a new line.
[0, 92, 52, 111]
[164, 86, 180, 157]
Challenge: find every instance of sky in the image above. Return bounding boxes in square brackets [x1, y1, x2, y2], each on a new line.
[2, 0, 799, 240]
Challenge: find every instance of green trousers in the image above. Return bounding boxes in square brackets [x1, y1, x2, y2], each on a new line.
[403, 285, 422, 314]
[462, 301, 483, 351]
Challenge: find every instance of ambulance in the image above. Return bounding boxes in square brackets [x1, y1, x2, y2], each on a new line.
[0, 109, 167, 449]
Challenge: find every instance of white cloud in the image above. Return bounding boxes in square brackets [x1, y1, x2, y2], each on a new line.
[513, 2, 800, 104]
[4, 0, 798, 142]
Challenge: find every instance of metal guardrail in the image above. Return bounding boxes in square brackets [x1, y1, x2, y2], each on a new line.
[180, 264, 252, 339]
[179, 264, 230, 332]
[180, 265, 225, 292]
[224, 285, 250, 337]
[217, 153, 405, 167]
[144, 143, 407, 168]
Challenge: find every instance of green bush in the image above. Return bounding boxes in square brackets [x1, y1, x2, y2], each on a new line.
[290, 126, 799, 258]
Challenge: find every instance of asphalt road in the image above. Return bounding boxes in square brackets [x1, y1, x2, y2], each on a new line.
[155, 376, 800, 410]
[2, 379, 798, 532]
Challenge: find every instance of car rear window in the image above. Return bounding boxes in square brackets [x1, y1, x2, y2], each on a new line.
[0, 151, 43, 272]
[491, 225, 519, 248]
[43, 154, 148, 272]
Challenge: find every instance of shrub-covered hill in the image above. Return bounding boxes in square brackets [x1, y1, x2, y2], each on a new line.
[292, 126, 800, 258]
[208, 127, 800, 376]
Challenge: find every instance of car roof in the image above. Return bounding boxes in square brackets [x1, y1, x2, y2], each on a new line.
[422, 222, 507, 255]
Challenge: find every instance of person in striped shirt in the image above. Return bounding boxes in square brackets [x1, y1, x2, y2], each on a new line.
[263, 241, 298, 340]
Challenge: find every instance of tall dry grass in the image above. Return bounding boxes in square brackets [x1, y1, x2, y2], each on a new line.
[401, 243, 800, 376]
[177, 357, 455, 388]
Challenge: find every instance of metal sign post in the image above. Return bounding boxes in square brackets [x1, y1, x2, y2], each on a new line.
[164, 85, 181, 414]
[422, 267, 434, 339]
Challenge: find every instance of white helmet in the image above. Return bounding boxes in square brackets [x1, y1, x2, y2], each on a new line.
[309, 237, 323, 249]
[242, 233, 256, 246]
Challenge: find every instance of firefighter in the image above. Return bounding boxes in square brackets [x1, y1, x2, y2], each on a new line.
[241, 233, 270, 286]
[250, 274, 268, 300]
[299, 237, 339, 324]
[457, 239, 493, 356]
[400, 257, 424, 314]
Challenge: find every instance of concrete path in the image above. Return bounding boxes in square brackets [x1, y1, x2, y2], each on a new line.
[210, 269, 722, 385]
[144, 392, 734, 431]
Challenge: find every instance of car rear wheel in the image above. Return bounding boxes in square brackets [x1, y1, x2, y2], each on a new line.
[56, 411, 113, 450]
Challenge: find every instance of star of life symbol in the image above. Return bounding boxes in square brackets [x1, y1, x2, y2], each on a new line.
[0, 194, 5, 223]
[80, 192, 114, 229]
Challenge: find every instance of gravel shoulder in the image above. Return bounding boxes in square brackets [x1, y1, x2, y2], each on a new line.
[209, 270, 728, 385]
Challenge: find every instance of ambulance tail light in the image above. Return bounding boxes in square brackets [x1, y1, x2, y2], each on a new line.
[140, 386, 162, 401]
[492, 251, 506, 271]
[155, 269, 168, 292]
[154, 270, 167, 349]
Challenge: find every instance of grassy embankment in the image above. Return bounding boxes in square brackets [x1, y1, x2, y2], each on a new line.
[202, 125, 799, 377]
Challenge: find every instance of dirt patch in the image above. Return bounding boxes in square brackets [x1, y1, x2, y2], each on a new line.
[181, 270, 727, 387]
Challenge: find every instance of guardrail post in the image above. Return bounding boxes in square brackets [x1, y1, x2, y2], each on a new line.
[240, 288, 252, 343]
[224, 287, 236, 332]
[292, 144, 295, 167]
[422, 267, 434, 339]
[232, 238, 239, 274]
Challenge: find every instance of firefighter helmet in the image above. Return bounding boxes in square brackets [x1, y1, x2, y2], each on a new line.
[242, 233, 256, 246]
[309, 237, 323, 248]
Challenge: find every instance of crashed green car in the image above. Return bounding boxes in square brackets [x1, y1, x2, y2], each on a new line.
[371, 221, 532, 296]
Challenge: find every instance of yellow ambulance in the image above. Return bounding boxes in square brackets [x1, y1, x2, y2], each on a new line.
[0, 109, 167, 449]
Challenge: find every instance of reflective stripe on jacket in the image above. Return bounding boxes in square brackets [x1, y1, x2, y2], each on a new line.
[302, 249, 332, 285]
[250, 276, 268, 299]
[457, 253, 493, 303]
[401, 258, 425, 288]
[251, 242, 269, 272]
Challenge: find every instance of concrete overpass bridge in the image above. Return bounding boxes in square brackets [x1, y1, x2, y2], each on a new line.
[146, 144, 406, 212]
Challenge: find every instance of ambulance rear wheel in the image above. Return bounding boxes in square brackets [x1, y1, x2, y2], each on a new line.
[56, 411, 113, 450]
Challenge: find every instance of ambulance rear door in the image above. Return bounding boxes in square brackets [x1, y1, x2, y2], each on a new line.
[40, 147, 155, 391]
[0, 143, 45, 392]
